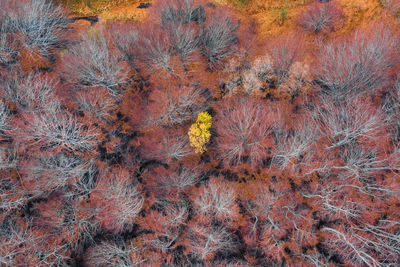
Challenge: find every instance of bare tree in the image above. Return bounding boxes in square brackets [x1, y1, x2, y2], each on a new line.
[215, 259, 251, 267]
[189, 224, 236, 260]
[339, 143, 400, 188]
[299, 248, 329, 267]
[109, 23, 140, 72]
[0, 146, 17, 171]
[158, 166, 201, 190]
[323, 222, 400, 267]
[4, 72, 58, 112]
[0, 217, 40, 266]
[266, 34, 303, 86]
[11, 0, 69, 58]
[76, 88, 117, 122]
[158, 0, 204, 25]
[111, 20, 197, 75]
[153, 134, 193, 163]
[297, 1, 343, 34]
[354, 220, 400, 264]
[148, 85, 208, 127]
[216, 97, 277, 167]
[222, 50, 264, 96]
[0, 213, 79, 266]
[303, 143, 400, 193]
[29, 153, 89, 192]
[85, 240, 146, 267]
[301, 180, 369, 219]
[147, 200, 188, 252]
[111, 0, 203, 74]
[61, 197, 99, 249]
[323, 226, 379, 267]
[272, 119, 316, 169]
[194, 178, 238, 223]
[241, 68, 263, 95]
[200, 14, 239, 69]
[0, 177, 43, 216]
[92, 169, 144, 233]
[315, 25, 400, 100]
[135, 25, 176, 75]
[311, 97, 385, 149]
[62, 28, 130, 97]
[0, 101, 10, 133]
[23, 109, 98, 151]
[163, 20, 199, 71]
[244, 183, 283, 241]
[0, 17, 19, 67]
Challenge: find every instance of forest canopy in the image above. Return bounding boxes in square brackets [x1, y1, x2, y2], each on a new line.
[0, 0, 400, 266]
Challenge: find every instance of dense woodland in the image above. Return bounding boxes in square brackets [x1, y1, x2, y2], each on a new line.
[1, 0, 400, 266]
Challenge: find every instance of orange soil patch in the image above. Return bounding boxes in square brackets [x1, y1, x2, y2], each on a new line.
[244, 0, 394, 38]
[63, 0, 397, 40]
[62, 0, 150, 21]
[99, 1, 149, 21]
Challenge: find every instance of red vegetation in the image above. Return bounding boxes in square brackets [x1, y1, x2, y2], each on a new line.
[91, 168, 143, 233]
[314, 24, 400, 100]
[297, 1, 344, 34]
[147, 84, 209, 127]
[266, 33, 304, 86]
[0, 0, 400, 266]
[215, 97, 277, 168]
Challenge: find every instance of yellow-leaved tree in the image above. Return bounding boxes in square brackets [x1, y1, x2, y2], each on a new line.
[188, 112, 212, 153]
